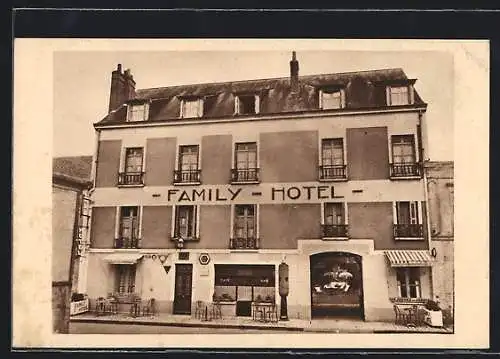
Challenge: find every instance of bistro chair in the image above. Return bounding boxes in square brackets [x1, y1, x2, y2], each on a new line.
[95, 297, 106, 316]
[142, 298, 156, 317]
[393, 304, 411, 325]
[252, 302, 265, 322]
[129, 295, 142, 317]
[194, 300, 205, 320]
[211, 301, 222, 320]
[265, 303, 279, 323]
[104, 294, 118, 315]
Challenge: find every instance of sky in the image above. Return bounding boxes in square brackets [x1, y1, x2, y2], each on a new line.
[53, 50, 453, 160]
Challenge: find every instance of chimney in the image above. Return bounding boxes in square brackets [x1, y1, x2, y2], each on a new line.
[290, 51, 299, 93]
[108, 64, 136, 113]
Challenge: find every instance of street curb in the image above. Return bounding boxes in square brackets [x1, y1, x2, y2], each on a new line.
[70, 318, 305, 332]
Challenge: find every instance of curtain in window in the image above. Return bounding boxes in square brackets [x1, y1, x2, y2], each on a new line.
[235, 143, 257, 170]
[116, 265, 136, 294]
[234, 205, 255, 239]
[125, 148, 143, 173]
[396, 268, 421, 298]
[120, 207, 139, 239]
[396, 201, 419, 225]
[322, 91, 342, 109]
[129, 105, 145, 122]
[176, 206, 196, 238]
[392, 136, 415, 164]
[325, 203, 343, 225]
[179, 146, 199, 171]
[183, 100, 200, 118]
[390, 86, 409, 105]
[322, 139, 344, 166]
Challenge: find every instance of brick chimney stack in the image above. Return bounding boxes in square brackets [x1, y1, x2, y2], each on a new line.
[290, 51, 299, 93]
[108, 64, 136, 113]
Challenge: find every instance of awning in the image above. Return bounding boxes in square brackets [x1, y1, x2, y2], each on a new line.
[384, 250, 434, 267]
[103, 253, 144, 265]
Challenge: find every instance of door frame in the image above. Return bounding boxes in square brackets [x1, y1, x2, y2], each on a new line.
[173, 263, 193, 315]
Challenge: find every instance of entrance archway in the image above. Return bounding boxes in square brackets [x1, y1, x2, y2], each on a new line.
[310, 252, 364, 319]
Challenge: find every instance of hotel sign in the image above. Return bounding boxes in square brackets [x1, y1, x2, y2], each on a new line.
[163, 184, 338, 203]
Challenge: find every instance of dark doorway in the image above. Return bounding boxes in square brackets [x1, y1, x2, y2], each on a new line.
[173, 264, 193, 315]
[310, 252, 364, 319]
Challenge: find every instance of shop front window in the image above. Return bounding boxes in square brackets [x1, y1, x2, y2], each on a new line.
[396, 267, 421, 298]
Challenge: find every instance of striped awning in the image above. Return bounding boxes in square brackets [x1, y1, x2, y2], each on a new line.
[104, 253, 144, 265]
[384, 250, 434, 267]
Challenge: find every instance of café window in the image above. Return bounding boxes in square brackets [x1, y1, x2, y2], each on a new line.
[396, 267, 421, 298]
[127, 103, 148, 122]
[214, 265, 275, 303]
[319, 88, 345, 110]
[180, 98, 203, 118]
[115, 264, 136, 294]
[174, 205, 198, 239]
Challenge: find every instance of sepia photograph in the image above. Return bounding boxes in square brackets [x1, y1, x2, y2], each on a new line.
[13, 39, 488, 348]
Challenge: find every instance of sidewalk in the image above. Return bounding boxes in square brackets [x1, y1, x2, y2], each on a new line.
[70, 312, 453, 334]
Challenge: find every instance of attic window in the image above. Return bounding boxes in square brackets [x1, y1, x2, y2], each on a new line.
[235, 94, 260, 115]
[387, 85, 414, 106]
[181, 98, 203, 118]
[127, 103, 149, 122]
[319, 88, 345, 110]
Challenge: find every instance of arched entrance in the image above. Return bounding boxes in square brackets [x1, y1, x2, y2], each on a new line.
[310, 252, 364, 319]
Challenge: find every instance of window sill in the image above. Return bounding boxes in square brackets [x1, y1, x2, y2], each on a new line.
[394, 237, 425, 241]
[230, 249, 259, 253]
[389, 175, 422, 181]
[117, 184, 145, 188]
[173, 182, 202, 186]
[318, 177, 348, 183]
[230, 180, 260, 185]
[322, 237, 349, 241]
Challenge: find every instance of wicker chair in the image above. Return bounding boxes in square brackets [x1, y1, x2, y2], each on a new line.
[394, 304, 411, 325]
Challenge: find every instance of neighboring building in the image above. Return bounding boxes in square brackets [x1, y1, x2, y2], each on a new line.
[52, 156, 92, 332]
[84, 53, 440, 322]
[424, 161, 454, 323]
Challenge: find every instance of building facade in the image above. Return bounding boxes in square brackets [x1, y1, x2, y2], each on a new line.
[52, 156, 92, 332]
[84, 53, 438, 322]
[425, 161, 454, 323]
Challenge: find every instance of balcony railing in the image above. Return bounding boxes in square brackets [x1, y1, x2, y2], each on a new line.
[318, 165, 347, 181]
[389, 163, 421, 178]
[173, 169, 201, 184]
[230, 237, 259, 250]
[231, 168, 260, 183]
[393, 224, 424, 238]
[322, 224, 349, 238]
[114, 237, 141, 249]
[118, 172, 144, 186]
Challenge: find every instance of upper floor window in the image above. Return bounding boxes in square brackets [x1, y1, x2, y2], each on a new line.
[390, 135, 421, 178]
[319, 138, 347, 180]
[232, 142, 259, 183]
[180, 98, 203, 118]
[396, 268, 421, 298]
[387, 86, 411, 106]
[319, 88, 345, 110]
[235, 94, 260, 115]
[231, 204, 258, 249]
[116, 206, 141, 248]
[174, 145, 201, 184]
[174, 205, 198, 240]
[127, 103, 148, 122]
[118, 148, 144, 186]
[393, 201, 423, 239]
[322, 203, 348, 239]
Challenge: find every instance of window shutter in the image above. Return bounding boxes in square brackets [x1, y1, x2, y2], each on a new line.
[254, 95, 260, 114]
[385, 87, 391, 106]
[340, 89, 346, 108]
[318, 89, 323, 109]
[179, 100, 184, 118]
[234, 96, 239, 114]
[410, 201, 419, 224]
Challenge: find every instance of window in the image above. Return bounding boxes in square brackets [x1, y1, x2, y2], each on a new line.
[116, 206, 140, 248]
[322, 203, 348, 238]
[174, 205, 197, 239]
[394, 201, 423, 238]
[235, 94, 260, 115]
[181, 98, 203, 118]
[174, 145, 200, 183]
[231, 205, 258, 249]
[392, 135, 415, 164]
[125, 148, 143, 173]
[388, 86, 410, 106]
[319, 138, 346, 180]
[320, 89, 344, 110]
[115, 264, 136, 294]
[233, 143, 259, 182]
[127, 103, 148, 122]
[396, 268, 421, 298]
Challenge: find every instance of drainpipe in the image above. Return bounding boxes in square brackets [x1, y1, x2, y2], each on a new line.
[89, 128, 101, 196]
[419, 110, 435, 299]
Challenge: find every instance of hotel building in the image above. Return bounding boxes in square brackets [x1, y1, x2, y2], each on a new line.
[84, 53, 438, 321]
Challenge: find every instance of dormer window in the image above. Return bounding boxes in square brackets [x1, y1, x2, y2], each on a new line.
[235, 94, 260, 115]
[386, 85, 414, 106]
[180, 98, 203, 118]
[319, 88, 345, 110]
[127, 103, 149, 122]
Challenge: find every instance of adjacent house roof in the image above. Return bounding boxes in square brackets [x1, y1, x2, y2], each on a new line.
[95, 68, 426, 126]
[53, 156, 93, 188]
